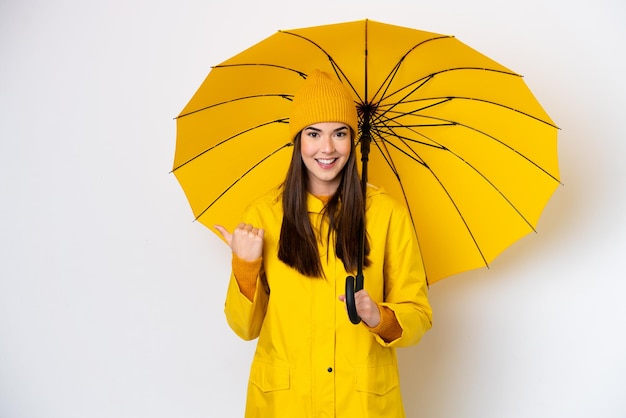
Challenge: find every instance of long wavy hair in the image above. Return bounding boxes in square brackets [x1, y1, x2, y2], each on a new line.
[278, 129, 370, 277]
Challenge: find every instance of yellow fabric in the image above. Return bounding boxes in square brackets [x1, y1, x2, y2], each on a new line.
[305, 194, 403, 341]
[173, 19, 560, 286]
[224, 185, 432, 418]
[232, 249, 403, 341]
[289, 70, 359, 140]
[314, 194, 331, 204]
[232, 255, 262, 302]
[368, 305, 403, 343]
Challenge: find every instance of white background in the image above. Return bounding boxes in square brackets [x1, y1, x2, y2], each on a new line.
[1, 0, 625, 417]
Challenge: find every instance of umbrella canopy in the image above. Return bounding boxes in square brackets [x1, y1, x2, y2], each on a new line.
[172, 19, 560, 285]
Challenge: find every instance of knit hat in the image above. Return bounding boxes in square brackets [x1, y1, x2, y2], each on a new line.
[289, 70, 359, 141]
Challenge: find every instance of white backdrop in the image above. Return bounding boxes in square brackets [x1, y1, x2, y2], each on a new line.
[1, 0, 625, 417]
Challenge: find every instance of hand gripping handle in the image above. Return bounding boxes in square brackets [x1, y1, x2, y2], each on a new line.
[345, 274, 364, 324]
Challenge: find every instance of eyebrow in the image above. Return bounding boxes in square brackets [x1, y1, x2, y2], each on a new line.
[304, 126, 349, 133]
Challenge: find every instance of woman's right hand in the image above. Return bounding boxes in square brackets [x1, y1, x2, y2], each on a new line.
[214, 223, 264, 262]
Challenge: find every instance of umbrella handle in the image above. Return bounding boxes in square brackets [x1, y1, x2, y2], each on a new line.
[345, 274, 364, 324]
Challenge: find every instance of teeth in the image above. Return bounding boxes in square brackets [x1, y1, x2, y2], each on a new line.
[318, 159, 335, 164]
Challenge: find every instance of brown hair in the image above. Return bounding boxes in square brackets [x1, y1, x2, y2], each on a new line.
[278, 129, 370, 277]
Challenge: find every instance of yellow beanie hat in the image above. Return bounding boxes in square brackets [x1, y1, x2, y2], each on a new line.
[289, 70, 359, 141]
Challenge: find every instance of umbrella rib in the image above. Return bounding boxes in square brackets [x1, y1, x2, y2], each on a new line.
[366, 126, 429, 169]
[372, 115, 550, 233]
[375, 127, 446, 155]
[176, 94, 293, 119]
[368, 125, 490, 271]
[194, 142, 294, 222]
[370, 35, 453, 103]
[372, 90, 560, 182]
[376, 67, 521, 118]
[384, 108, 560, 183]
[212, 63, 307, 78]
[390, 129, 537, 232]
[171, 118, 289, 172]
[367, 131, 432, 285]
[373, 97, 455, 128]
[278, 30, 364, 103]
[382, 95, 558, 129]
[420, 159, 490, 268]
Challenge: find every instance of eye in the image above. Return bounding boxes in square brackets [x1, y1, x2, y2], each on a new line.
[305, 130, 319, 138]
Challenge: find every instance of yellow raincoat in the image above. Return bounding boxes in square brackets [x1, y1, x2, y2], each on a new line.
[225, 185, 432, 418]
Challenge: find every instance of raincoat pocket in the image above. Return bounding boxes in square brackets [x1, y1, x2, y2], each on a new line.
[249, 361, 290, 393]
[355, 363, 399, 396]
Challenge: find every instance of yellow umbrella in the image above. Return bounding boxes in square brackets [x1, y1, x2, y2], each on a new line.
[172, 19, 560, 285]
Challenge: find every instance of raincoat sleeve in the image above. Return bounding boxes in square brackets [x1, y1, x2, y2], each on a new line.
[376, 201, 432, 348]
[223, 205, 269, 341]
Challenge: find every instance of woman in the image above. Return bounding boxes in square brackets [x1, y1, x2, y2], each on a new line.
[214, 70, 432, 418]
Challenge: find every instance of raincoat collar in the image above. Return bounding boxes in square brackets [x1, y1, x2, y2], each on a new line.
[306, 192, 328, 214]
[306, 183, 386, 214]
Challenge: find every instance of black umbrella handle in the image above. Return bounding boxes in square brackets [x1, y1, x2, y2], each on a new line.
[345, 274, 364, 324]
[345, 104, 371, 325]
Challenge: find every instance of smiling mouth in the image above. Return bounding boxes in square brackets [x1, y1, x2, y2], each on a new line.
[316, 158, 338, 167]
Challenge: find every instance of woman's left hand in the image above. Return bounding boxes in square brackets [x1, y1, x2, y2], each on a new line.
[339, 289, 381, 327]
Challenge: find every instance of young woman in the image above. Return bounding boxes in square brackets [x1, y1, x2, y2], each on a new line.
[214, 70, 432, 418]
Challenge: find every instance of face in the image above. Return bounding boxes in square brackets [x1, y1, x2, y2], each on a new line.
[300, 122, 352, 196]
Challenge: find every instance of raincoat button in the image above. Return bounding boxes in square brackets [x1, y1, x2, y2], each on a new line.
[327, 367, 333, 373]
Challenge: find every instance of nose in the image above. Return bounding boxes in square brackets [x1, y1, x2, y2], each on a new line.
[320, 135, 335, 153]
